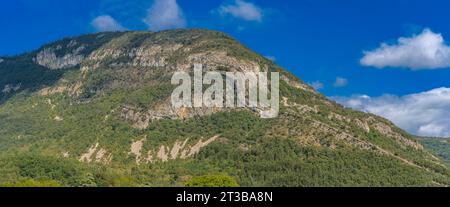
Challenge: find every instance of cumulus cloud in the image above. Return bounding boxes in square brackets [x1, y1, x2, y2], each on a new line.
[360, 28, 450, 70]
[91, 15, 126, 32]
[309, 81, 324, 90]
[218, 0, 263, 22]
[333, 77, 348, 87]
[333, 88, 450, 137]
[143, 0, 186, 31]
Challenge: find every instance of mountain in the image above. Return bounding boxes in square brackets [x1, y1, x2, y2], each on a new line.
[0, 29, 449, 187]
[418, 137, 450, 165]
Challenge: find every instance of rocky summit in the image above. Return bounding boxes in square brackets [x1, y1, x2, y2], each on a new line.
[0, 29, 449, 187]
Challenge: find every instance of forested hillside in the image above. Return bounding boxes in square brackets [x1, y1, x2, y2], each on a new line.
[1, 29, 449, 186]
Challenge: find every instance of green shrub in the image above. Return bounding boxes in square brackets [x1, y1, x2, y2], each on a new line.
[185, 175, 240, 187]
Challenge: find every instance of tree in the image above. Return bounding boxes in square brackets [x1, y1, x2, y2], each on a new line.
[184, 175, 239, 187]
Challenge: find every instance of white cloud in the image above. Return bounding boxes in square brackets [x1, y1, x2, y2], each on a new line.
[91, 15, 126, 32]
[309, 81, 324, 90]
[360, 28, 450, 70]
[333, 77, 348, 87]
[143, 0, 186, 31]
[219, 0, 263, 22]
[333, 88, 450, 137]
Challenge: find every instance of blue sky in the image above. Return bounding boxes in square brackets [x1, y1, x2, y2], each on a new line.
[2, 0, 450, 137]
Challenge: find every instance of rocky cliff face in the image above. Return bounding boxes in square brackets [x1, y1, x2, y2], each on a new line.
[0, 29, 449, 187]
[35, 46, 85, 70]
